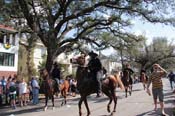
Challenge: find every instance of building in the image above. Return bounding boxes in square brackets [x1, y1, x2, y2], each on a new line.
[0, 24, 19, 78]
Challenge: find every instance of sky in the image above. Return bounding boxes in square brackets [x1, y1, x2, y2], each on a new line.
[132, 19, 175, 44]
[102, 19, 175, 56]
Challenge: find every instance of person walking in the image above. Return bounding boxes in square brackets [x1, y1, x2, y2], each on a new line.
[31, 77, 40, 105]
[146, 64, 167, 116]
[167, 70, 175, 90]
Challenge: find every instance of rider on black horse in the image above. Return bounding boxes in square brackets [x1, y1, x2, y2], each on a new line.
[51, 62, 61, 92]
[123, 63, 134, 85]
[88, 51, 103, 97]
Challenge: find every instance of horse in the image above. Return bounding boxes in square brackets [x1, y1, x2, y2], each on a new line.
[121, 69, 133, 98]
[140, 71, 148, 90]
[40, 68, 58, 111]
[40, 69, 70, 110]
[74, 56, 124, 116]
[59, 77, 70, 106]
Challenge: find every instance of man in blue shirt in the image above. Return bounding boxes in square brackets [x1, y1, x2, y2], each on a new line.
[167, 71, 175, 90]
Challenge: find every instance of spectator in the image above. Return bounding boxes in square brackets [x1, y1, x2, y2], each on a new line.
[70, 79, 77, 97]
[9, 78, 17, 109]
[6, 76, 12, 105]
[167, 71, 175, 90]
[147, 64, 167, 116]
[1, 76, 7, 93]
[18, 78, 28, 106]
[31, 77, 40, 105]
[0, 81, 3, 106]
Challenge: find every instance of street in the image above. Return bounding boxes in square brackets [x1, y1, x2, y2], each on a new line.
[1, 78, 174, 116]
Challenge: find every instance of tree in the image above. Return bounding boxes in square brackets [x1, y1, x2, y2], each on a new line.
[2, 0, 175, 72]
[19, 33, 37, 79]
[132, 37, 175, 71]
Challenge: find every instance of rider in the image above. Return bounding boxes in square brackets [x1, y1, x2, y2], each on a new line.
[88, 51, 103, 97]
[123, 63, 134, 85]
[51, 62, 61, 87]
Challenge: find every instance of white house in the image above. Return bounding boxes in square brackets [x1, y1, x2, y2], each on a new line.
[0, 24, 19, 78]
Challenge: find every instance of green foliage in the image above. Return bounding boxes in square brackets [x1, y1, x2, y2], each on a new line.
[2, 0, 175, 72]
[131, 37, 175, 71]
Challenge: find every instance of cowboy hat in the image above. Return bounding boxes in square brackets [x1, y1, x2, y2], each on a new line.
[88, 51, 98, 57]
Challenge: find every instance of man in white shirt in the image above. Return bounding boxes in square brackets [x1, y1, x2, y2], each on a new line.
[31, 77, 40, 104]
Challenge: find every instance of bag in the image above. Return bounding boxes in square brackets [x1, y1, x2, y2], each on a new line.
[9, 86, 16, 92]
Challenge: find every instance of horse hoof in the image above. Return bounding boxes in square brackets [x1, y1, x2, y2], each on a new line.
[79, 112, 82, 116]
[110, 112, 113, 116]
[107, 106, 111, 113]
[52, 107, 55, 110]
[87, 112, 91, 116]
[44, 106, 48, 111]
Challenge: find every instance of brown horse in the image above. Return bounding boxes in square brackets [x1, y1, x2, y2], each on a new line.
[75, 56, 124, 116]
[140, 71, 148, 90]
[40, 69, 57, 111]
[40, 69, 70, 110]
[59, 77, 70, 106]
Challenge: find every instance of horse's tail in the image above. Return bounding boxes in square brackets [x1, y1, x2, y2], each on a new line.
[115, 74, 125, 90]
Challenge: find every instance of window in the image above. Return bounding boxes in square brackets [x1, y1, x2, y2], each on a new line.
[6, 34, 10, 44]
[0, 52, 15, 66]
[11, 34, 16, 45]
[0, 34, 4, 43]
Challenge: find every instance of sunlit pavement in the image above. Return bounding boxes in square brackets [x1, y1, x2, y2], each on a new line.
[1, 78, 174, 116]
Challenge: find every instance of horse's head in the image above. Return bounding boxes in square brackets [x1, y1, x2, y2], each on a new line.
[70, 56, 85, 66]
[40, 68, 49, 80]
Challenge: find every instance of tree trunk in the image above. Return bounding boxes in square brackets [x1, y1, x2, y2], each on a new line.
[26, 47, 32, 79]
[120, 49, 124, 70]
[45, 49, 57, 74]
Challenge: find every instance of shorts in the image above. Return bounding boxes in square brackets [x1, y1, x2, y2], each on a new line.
[152, 88, 164, 102]
[9, 94, 16, 100]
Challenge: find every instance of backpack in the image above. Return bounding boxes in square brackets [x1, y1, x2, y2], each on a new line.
[9, 86, 16, 92]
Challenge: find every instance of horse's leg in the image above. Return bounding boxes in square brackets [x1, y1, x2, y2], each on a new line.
[61, 90, 65, 106]
[84, 97, 90, 116]
[103, 89, 112, 113]
[44, 95, 48, 111]
[78, 96, 84, 116]
[129, 85, 132, 96]
[112, 91, 117, 113]
[64, 90, 67, 105]
[51, 95, 55, 110]
[125, 87, 128, 98]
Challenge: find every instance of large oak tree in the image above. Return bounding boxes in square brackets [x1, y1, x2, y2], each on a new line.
[1, 0, 175, 72]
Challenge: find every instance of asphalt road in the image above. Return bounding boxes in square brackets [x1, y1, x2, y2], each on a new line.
[0, 78, 174, 116]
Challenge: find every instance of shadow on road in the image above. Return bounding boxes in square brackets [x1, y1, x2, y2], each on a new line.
[136, 107, 173, 116]
[1, 106, 43, 116]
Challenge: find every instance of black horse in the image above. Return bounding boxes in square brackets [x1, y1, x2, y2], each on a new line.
[121, 69, 133, 98]
[75, 56, 124, 116]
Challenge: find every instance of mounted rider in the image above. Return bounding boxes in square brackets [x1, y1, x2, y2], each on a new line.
[88, 51, 103, 97]
[51, 62, 61, 92]
[123, 63, 134, 84]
